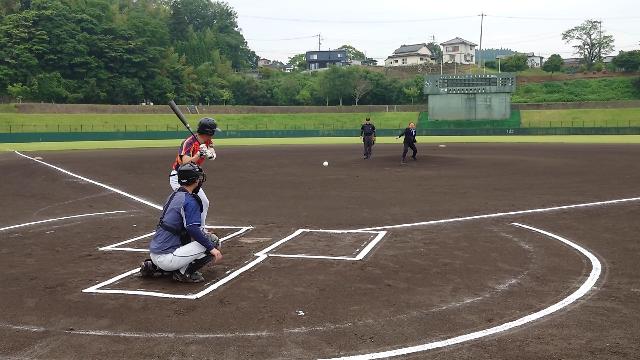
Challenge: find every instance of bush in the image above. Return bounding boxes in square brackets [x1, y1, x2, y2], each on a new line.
[593, 62, 604, 72]
[484, 60, 497, 69]
[634, 77, 640, 94]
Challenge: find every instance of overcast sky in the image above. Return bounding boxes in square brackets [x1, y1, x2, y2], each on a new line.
[225, 0, 640, 63]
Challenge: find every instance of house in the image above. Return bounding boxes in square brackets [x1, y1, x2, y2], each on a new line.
[441, 37, 477, 64]
[563, 57, 582, 68]
[306, 50, 349, 70]
[257, 58, 271, 67]
[525, 53, 544, 68]
[384, 43, 434, 67]
[603, 55, 615, 64]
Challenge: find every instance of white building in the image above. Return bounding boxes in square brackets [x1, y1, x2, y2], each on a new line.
[525, 53, 544, 68]
[385, 43, 434, 67]
[441, 37, 477, 64]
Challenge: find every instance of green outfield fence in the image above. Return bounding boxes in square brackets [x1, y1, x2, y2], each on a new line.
[3, 127, 640, 143]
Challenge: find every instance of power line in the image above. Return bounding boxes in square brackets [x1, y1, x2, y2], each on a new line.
[246, 35, 320, 41]
[240, 15, 477, 24]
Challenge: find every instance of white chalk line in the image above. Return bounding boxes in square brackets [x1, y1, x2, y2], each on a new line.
[263, 230, 387, 261]
[83, 256, 268, 299]
[85, 229, 386, 299]
[8, 149, 615, 356]
[356, 196, 640, 231]
[15, 151, 163, 210]
[0, 211, 128, 232]
[98, 226, 253, 252]
[319, 223, 603, 360]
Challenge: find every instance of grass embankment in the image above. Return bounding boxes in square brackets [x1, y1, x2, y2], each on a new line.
[521, 108, 640, 128]
[513, 77, 640, 103]
[0, 112, 419, 133]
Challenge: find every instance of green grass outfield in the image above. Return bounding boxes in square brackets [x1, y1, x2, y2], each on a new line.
[3, 135, 640, 152]
[0, 112, 419, 133]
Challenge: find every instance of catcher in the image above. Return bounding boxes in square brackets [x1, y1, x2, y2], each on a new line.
[141, 163, 222, 283]
[169, 117, 217, 228]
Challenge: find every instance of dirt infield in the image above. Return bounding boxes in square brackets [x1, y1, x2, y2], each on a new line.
[1, 143, 640, 359]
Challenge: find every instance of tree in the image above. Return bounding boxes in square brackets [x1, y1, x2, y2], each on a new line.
[613, 50, 640, 72]
[338, 44, 366, 60]
[426, 42, 442, 63]
[562, 19, 615, 69]
[353, 78, 372, 106]
[501, 54, 529, 72]
[542, 54, 564, 77]
[7, 82, 30, 101]
[220, 88, 232, 105]
[288, 53, 307, 71]
[403, 86, 419, 105]
[315, 67, 354, 106]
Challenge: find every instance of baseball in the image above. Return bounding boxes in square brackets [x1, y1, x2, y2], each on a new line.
[323, 161, 329, 167]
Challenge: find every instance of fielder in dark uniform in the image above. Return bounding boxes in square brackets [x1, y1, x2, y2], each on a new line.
[360, 117, 376, 159]
[397, 122, 418, 164]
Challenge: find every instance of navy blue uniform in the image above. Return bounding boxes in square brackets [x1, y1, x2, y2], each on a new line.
[398, 128, 417, 162]
[361, 122, 376, 159]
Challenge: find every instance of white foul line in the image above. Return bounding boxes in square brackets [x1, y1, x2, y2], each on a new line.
[15, 151, 163, 210]
[0, 211, 128, 232]
[320, 223, 603, 360]
[357, 196, 640, 231]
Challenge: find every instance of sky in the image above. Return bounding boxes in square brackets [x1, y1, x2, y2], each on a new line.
[225, 0, 640, 63]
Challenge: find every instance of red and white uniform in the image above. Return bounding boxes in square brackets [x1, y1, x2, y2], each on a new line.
[169, 136, 213, 227]
[172, 136, 212, 171]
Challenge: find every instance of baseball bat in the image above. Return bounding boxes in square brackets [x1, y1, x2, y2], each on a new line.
[168, 100, 198, 141]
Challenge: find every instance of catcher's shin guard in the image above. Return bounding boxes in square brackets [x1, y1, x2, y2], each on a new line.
[185, 253, 213, 275]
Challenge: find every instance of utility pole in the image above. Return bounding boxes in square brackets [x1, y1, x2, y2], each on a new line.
[317, 34, 322, 51]
[479, 12, 486, 73]
[598, 20, 603, 62]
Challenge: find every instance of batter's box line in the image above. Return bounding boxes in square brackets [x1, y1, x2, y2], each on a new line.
[83, 228, 387, 299]
[256, 229, 387, 261]
[98, 226, 253, 253]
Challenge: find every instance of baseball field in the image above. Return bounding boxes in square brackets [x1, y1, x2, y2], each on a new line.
[2, 141, 640, 359]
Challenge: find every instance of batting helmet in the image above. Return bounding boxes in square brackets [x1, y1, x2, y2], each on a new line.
[197, 117, 217, 136]
[178, 163, 206, 186]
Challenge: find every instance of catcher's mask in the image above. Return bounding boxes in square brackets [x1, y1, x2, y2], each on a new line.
[178, 163, 206, 186]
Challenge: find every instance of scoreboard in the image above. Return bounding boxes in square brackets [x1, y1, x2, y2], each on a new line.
[424, 73, 517, 121]
[424, 74, 516, 95]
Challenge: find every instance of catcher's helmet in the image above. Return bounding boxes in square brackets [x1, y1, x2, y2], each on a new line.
[178, 163, 206, 186]
[197, 117, 217, 135]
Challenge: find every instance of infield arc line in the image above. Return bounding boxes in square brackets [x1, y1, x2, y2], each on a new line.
[319, 223, 603, 360]
[0, 211, 128, 232]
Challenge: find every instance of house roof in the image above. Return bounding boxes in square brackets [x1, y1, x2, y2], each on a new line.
[441, 37, 477, 46]
[393, 43, 428, 55]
